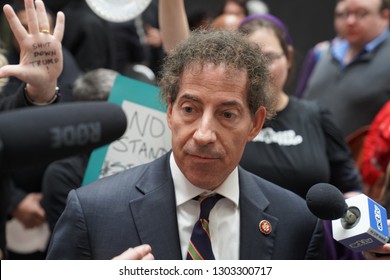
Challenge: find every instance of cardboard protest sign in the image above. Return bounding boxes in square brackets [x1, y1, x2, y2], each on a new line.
[82, 75, 171, 185]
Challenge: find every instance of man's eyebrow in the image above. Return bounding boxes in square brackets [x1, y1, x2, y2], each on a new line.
[179, 94, 242, 107]
[220, 100, 241, 107]
[180, 93, 199, 101]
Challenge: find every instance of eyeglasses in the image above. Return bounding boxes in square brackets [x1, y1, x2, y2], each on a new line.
[334, 9, 379, 20]
[264, 52, 284, 64]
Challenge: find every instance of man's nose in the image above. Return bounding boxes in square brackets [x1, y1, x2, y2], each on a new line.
[193, 114, 217, 145]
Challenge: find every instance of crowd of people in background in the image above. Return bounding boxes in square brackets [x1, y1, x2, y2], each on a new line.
[0, 0, 390, 261]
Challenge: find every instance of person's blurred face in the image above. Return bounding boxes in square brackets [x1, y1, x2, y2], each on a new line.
[247, 28, 291, 94]
[223, 1, 246, 21]
[167, 63, 265, 190]
[334, 0, 389, 47]
[334, 1, 348, 38]
[212, 14, 242, 31]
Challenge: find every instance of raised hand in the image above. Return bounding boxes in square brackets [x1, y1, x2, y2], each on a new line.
[0, 0, 65, 103]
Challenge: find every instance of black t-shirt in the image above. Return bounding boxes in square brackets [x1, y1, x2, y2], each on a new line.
[240, 97, 362, 199]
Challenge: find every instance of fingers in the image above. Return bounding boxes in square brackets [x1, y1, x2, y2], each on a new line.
[362, 250, 390, 260]
[35, 205, 46, 221]
[32, 193, 46, 218]
[3, 4, 28, 42]
[53, 12, 65, 42]
[141, 253, 155, 260]
[362, 250, 376, 260]
[35, 0, 50, 32]
[5, 0, 59, 37]
[362, 243, 390, 260]
[25, 0, 39, 34]
[0, 64, 16, 79]
[112, 244, 154, 260]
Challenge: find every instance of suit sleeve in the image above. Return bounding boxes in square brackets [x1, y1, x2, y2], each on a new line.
[46, 189, 92, 260]
[0, 85, 29, 111]
[305, 218, 325, 259]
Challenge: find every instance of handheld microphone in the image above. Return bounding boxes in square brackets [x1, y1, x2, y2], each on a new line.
[306, 183, 389, 252]
[0, 102, 127, 171]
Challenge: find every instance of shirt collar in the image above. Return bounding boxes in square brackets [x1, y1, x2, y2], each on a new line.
[366, 29, 389, 52]
[332, 29, 389, 65]
[170, 153, 239, 207]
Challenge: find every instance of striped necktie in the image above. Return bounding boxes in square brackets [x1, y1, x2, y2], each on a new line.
[186, 194, 223, 260]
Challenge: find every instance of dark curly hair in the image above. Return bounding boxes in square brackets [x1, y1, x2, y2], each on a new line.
[158, 29, 276, 120]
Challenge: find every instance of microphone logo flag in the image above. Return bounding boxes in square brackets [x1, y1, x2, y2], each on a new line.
[374, 204, 383, 231]
[332, 194, 389, 252]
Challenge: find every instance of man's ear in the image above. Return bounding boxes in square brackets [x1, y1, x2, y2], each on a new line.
[286, 45, 294, 70]
[247, 106, 266, 141]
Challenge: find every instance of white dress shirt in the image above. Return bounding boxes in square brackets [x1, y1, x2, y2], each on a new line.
[170, 154, 240, 260]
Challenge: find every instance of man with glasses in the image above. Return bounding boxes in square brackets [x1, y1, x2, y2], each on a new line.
[299, 0, 390, 138]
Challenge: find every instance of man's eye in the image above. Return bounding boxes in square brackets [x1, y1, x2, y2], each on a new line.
[184, 106, 193, 113]
[224, 112, 234, 119]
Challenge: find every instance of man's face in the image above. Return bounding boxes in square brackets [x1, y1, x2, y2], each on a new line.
[335, 0, 389, 47]
[167, 63, 266, 190]
[223, 1, 246, 22]
[334, 1, 348, 39]
[248, 28, 290, 96]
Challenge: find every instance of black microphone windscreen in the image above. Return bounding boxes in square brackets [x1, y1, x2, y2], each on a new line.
[0, 102, 127, 170]
[306, 183, 348, 220]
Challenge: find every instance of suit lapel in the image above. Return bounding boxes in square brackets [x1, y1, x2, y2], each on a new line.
[127, 157, 280, 260]
[238, 168, 279, 260]
[128, 153, 182, 260]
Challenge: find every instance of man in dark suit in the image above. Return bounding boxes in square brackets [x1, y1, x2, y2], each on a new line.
[47, 29, 324, 260]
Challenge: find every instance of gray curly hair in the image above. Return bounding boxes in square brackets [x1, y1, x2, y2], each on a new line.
[158, 29, 276, 120]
